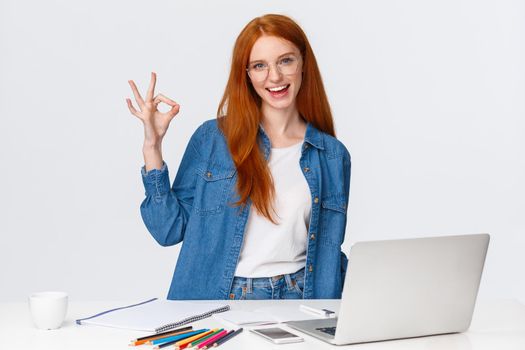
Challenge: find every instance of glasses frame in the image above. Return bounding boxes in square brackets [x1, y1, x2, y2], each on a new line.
[245, 54, 303, 82]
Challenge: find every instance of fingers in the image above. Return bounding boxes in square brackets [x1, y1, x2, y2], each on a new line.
[146, 72, 157, 102]
[127, 74, 179, 121]
[153, 93, 178, 107]
[166, 104, 181, 120]
[153, 94, 180, 120]
[128, 80, 145, 109]
[126, 98, 142, 119]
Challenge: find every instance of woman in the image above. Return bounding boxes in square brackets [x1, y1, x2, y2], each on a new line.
[126, 14, 351, 300]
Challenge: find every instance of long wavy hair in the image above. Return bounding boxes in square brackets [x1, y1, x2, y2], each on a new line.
[217, 14, 335, 223]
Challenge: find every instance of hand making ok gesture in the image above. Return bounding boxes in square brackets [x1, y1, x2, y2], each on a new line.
[127, 72, 180, 170]
[126, 72, 180, 148]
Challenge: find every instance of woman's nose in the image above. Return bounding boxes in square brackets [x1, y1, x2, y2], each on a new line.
[267, 63, 283, 81]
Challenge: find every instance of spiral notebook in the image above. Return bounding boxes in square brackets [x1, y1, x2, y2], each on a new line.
[76, 298, 230, 333]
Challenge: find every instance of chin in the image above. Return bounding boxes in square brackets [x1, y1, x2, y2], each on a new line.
[264, 99, 294, 110]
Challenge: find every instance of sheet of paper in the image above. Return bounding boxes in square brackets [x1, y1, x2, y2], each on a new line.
[254, 305, 328, 323]
[213, 310, 278, 326]
[213, 301, 340, 326]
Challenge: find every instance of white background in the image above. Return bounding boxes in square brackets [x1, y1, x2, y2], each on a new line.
[0, 0, 523, 303]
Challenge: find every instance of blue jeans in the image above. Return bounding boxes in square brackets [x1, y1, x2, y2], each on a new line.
[228, 268, 305, 300]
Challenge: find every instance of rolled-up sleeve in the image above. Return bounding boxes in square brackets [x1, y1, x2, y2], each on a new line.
[139, 124, 204, 247]
[141, 162, 171, 198]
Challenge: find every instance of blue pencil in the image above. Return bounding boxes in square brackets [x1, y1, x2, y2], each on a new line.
[149, 329, 209, 345]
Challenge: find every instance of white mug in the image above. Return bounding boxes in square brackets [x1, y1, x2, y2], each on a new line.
[28, 291, 68, 330]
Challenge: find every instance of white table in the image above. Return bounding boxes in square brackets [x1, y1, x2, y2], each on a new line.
[1, 299, 525, 349]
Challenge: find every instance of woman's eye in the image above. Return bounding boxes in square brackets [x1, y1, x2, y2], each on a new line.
[280, 57, 294, 65]
[253, 63, 266, 70]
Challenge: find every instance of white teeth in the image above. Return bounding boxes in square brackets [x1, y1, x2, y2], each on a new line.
[268, 85, 288, 92]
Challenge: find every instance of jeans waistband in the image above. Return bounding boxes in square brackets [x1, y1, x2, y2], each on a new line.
[233, 267, 305, 291]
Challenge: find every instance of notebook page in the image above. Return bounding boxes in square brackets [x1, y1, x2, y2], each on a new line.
[79, 299, 228, 332]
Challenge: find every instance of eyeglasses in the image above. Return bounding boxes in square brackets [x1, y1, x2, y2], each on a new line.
[246, 54, 302, 82]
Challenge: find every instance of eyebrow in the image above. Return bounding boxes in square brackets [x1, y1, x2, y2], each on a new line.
[248, 52, 298, 65]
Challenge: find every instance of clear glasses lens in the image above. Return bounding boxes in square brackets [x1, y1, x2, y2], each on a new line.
[247, 55, 300, 82]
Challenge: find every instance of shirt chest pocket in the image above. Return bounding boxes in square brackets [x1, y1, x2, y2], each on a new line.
[194, 166, 236, 216]
[319, 194, 347, 246]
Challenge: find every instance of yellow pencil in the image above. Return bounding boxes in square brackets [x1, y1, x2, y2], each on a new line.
[129, 327, 194, 346]
[187, 328, 222, 347]
[174, 329, 215, 349]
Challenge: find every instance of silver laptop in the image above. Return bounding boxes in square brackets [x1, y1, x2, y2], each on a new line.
[286, 233, 490, 345]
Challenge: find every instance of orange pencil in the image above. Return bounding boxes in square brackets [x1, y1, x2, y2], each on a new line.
[145, 329, 196, 345]
[187, 329, 223, 347]
[129, 327, 193, 346]
[151, 329, 209, 349]
[174, 329, 215, 349]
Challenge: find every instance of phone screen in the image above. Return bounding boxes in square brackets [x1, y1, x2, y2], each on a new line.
[254, 328, 300, 339]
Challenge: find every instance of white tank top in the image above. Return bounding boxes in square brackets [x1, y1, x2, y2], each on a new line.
[234, 141, 312, 277]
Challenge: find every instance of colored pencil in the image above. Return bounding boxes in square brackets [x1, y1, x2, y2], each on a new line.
[207, 330, 233, 346]
[152, 329, 209, 349]
[150, 329, 208, 346]
[198, 330, 228, 349]
[129, 326, 193, 346]
[173, 329, 215, 349]
[188, 328, 223, 347]
[212, 328, 243, 347]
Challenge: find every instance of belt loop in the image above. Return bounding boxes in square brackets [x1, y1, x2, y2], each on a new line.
[246, 278, 253, 294]
[284, 273, 294, 290]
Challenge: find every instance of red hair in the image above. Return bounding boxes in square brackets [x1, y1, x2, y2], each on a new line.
[217, 14, 335, 222]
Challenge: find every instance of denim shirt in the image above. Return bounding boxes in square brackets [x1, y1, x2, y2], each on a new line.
[140, 119, 351, 300]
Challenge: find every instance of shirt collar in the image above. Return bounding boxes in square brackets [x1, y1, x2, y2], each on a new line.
[257, 121, 325, 150]
[304, 122, 325, 150]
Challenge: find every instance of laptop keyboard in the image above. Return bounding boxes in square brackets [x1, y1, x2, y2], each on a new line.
[316, 326, 336, 336]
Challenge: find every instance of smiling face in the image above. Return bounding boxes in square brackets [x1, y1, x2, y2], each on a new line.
[247, 35, 303, 113]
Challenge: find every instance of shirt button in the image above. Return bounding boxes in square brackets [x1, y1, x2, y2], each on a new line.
[310, 233, 316, 240]
[303, 167, 310, 172]
[314, 197, 319, 204]
[206, 171, 212, 178]
[308, 265, 313, 272]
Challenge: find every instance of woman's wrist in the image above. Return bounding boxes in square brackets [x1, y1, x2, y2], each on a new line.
[142, 142, 164, 171]
[142, 140, 162, 153]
